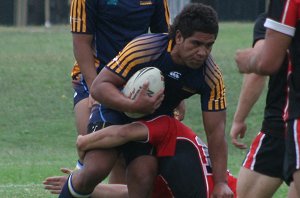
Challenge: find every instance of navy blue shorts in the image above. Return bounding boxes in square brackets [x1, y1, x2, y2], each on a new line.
[88, 105, 154, 165]
[87, 119, 155, 165]
[72, 76, 89, 107]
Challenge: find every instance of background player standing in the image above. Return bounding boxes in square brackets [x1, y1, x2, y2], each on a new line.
[230, 12, 296, 198]
[235, 0, 300, 195]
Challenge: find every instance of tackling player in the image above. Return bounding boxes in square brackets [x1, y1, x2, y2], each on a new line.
[77, 116, 237, 197]
[44, 116, 237, 197]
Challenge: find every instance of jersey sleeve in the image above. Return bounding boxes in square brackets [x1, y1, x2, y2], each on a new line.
[253, 13, 267, 46]
[149, 0, 170, 33]
[201, 56, 227, 111]
[140, 116, 177, 157]
[70, 0, 96, 34]
[105, 34, 168, 80]
[265, 0, 299, 37]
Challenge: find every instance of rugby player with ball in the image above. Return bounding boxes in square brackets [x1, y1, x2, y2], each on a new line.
[59, 3, 233, 198]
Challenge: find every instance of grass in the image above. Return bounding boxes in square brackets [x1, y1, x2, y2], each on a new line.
[0, 24, 288, 197]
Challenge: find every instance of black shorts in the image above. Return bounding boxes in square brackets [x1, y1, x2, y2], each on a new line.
[121, 141, 156, 165]
[158, 140, 208, 197]
[242, 131, 285, 180]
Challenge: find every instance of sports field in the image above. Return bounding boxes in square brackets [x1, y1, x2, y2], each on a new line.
[0, 23, 288, 197]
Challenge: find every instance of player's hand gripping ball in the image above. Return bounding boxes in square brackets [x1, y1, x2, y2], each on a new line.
[122, 67, 165, 118]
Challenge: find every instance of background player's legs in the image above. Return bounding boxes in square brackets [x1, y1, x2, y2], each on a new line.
[286, 119, 300, 197]
[287, 182, 298, 198]
[237, 167, 282, 198]
[126, 156, 157, 198]
[74, 98, 90, 136]
[73, 83, 90, 169]
[292, 170, 300, 196]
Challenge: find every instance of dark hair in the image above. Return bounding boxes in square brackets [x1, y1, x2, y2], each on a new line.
[169, 3, 219, 39]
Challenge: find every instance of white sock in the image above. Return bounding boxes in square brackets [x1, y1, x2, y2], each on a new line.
[68, 173, 91, 198]
[75, 160, 84, 170]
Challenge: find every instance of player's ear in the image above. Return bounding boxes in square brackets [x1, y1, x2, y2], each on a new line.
[175, 30, 184, 44]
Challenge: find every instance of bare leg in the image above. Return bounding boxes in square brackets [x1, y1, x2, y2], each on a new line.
[71, 149, 119, 194]
[74, 98, 90, 136]
[75, 99, 127, 185]
[237, 167, 282, 198]
[108, 155, 127, 184]
[292, 170, 300, 196]
[288, 182, 298, 198]
[126, 155, 157, 198]
[91, 184, 128, 198]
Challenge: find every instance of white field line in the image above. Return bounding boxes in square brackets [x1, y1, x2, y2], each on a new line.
[0, 184, 43, 188]
[0, 161, 65, 166]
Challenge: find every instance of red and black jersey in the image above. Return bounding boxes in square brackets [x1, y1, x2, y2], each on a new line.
[265, 0, 300, 120]
[254, 13, 289, 137]
[140, 116, 237, 198]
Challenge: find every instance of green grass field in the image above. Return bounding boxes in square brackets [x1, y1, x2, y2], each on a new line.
[0, 23, 288, 197]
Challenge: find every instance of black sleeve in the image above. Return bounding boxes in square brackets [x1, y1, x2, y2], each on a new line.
[252, 12, 267, 46]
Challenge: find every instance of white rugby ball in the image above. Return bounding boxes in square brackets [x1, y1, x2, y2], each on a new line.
[122, 67, 164, 118]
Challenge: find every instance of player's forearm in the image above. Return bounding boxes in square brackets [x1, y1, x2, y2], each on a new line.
[91, 81, 134, 113]
[73, 34, 97, 89]
[207, 131, 228, 184]
[77, 126, 127, 150]
[90, 68, 138, 113]
[233, 73, 266, 122]
[246, 30, 290, 75]
[203, 112, 228, 183]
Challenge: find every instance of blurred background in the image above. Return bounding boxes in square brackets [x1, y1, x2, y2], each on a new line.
[0, 0, 268, 27]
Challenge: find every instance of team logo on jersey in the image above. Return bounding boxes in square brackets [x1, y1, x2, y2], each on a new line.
[140, 1, 153, 5]
[106, 0, 118, 5]
[168, 71, 181, 80]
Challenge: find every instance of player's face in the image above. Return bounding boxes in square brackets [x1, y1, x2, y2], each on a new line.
[175, 31, 215, 69]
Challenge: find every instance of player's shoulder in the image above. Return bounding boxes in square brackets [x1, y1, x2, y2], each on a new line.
[204, 55, 223, 75]
[121, 33, 169, 55]
[107, 33, 169, 78]
[130, 33, 169, 46]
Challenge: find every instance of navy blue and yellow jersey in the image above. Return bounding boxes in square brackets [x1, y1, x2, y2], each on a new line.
[70, 0, 170, 69]
[106, 33, 226, 118]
